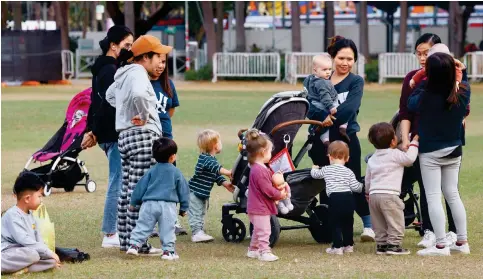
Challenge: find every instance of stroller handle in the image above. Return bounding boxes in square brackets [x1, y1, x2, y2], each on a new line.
[270, 120, 331, 136]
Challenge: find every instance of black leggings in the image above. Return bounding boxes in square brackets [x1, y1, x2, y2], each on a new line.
[402, 158, 456, 233]
[308, 129, 370, 218]
[329, 192, 355, 248]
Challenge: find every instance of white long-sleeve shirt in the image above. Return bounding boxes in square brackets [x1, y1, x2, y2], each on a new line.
[365, 140, 419, 196]
[311, 164, 363, 197]
[1, 206, 54, 259]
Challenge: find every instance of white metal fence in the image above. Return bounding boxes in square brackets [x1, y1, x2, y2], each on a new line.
[464, 51, 483, 81]
[284, 52, 366, 85]
[75, 49, 102, 79]
[61, 50, 74, 80]
[212, 52, 281, 83]
[378, 53, 420, 84]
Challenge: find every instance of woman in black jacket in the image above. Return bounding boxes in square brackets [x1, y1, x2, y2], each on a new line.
[81, 26, 133, 248]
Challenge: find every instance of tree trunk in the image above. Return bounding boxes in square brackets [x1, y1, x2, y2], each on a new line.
[462, 5, 475, 55]
[201, 1, 216, 66]
[54, 2, 70, 50]
[216, 2, 224, 52]
[235, 1, 246, 51]
[1, 1, 8, 29]
[359, 1, 369, 59]
[397, 1, 408, 52]
[91, 1, 98, 32]
[291, 1, 302, 52]
[82, 2, 89, 38]
[13, 1, 22, 30]
[124, 1, 135, 36]
[449, 2, 463, 58]
[324, 1, 335, 50]
[34, 2, 41, 20]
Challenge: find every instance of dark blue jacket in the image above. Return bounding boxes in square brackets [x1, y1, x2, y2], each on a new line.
[408, 81, 471, 153]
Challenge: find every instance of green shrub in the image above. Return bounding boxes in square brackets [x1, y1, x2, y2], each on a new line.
[184, 65, 212, 81]
[365, 59, 379, 83]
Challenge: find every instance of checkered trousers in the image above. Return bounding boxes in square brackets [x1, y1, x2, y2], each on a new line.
[117, 129, 159, 252]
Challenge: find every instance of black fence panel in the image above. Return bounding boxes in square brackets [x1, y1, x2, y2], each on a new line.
[1, 30, 62, 82]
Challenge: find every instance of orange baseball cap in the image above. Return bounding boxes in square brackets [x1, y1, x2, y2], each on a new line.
[130, 35, 172, 58]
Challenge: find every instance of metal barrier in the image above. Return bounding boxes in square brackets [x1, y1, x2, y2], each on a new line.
[284, 52, 365, 85]
[464, 51, 483, 82]
[61, 50, 74, 80]
[378, 53, 420, 84]
[212, 52, 281, 83]
[75, 49, 101, 79]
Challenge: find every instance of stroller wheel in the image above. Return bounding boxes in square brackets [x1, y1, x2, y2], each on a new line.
[44, 186, 52, 196]
[222, 218, 246, 243]
[85, 180, 97, 193]
[249, 215, 280, 248]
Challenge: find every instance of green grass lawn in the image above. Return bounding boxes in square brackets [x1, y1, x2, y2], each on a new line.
[1, 85, 483, 278]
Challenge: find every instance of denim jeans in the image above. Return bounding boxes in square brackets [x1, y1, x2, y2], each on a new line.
[188, 192, 207, 235]
[99, 142, 122, 235]
[130, 201, 177, 252]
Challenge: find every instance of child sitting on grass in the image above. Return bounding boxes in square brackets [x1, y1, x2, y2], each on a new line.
[245, 129, 287, 262]
[1, 172, 60, 275]
[365, 123, 419, 255]
[188, 129, 234, 243]
[126, 137, 189, 260]
[311, 141, 363, 255]
[304, 54, 348, 144]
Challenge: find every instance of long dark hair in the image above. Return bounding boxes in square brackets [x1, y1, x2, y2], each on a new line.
[327, 35, 358, 62]
[425, 53, 462, 106]
[415, 33, 441, 51]
[99, 25, 133, 55]
[159, 64, 173, 98]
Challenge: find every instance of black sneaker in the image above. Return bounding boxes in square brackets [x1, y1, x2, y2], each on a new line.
[376, 244, 387, 255]
[386, 244, 410, 255]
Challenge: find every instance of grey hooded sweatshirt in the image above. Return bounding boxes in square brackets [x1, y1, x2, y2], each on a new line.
[106, 64, 162, 136]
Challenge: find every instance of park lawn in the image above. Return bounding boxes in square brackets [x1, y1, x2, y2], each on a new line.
[1, 85, 483, 278]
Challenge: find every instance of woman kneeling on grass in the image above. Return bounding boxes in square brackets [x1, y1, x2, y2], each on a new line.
[408, 52, 471, 256]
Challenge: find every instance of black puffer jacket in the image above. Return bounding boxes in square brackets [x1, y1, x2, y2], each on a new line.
[87, 56, 119, 144]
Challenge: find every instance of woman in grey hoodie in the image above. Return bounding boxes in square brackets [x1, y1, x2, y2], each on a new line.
[106, 35, 172, 254]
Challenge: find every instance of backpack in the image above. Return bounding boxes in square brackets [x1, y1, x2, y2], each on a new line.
[55, 247, 91, 263]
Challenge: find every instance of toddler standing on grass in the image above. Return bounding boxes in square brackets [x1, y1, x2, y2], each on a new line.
[304, 54, 349, 144]
[245, 129, 287, 262]
[188, 129, 234, 243]
[365, 122, 419, 255]
[1, 172, 61, 275]
[311, 141, 362, 255]
[126, 137, 189, 260]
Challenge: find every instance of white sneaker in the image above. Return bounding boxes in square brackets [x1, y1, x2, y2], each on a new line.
[191, 231, 214, 243]
[326, 247, 344, 255]
[343, 246, 354, 253]
[102, 233, 120, 248]
[418, 230, 436, 248]
[259, 251, 279, 262]
[161, 251, 180, 260]
[246, 250, 260, 259]
[139, 247, 163, 256]
[126, 247, 139, 256]
[361, 228, 375, 242]
[446, 232, 457, 245]
[417, 245, 450, 256]
[450, 243, 470, 254]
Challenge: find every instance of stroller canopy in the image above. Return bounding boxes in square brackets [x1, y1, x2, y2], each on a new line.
[33, 88, 92, 162]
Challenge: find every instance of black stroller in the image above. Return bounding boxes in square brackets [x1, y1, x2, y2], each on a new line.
[363, 111, 424, 236]
[23, 88, 97, 196]
[221, 90, 333, 247]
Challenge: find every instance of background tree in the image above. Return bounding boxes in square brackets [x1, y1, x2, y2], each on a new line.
[54, 1, 70, 50]
[397, 1, 408, 52]
[291, 1, 302, 52]
[235, 1, 246, 51]
[201, 1, 216, 66]
[324, 1, 335, 49]
[215, 1, 224, 52]
[358, 1, 369, 59]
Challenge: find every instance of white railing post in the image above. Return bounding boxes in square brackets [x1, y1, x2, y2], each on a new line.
[75, 49, 80, 79]
[211, 52, 280, 82]
[211, 53, 218, 83]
